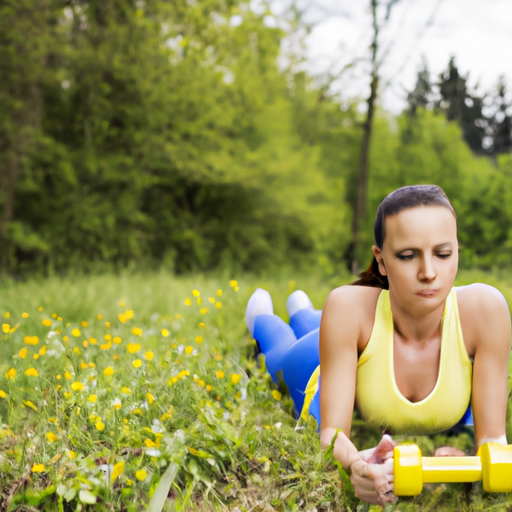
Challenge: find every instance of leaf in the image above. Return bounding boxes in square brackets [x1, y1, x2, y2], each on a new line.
[146, 462, 179, 512]
[79, 489, 97, 504]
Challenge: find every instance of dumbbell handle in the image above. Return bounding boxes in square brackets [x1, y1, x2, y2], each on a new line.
[420, 455, 481, 483]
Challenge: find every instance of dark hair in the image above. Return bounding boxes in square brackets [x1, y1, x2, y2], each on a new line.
[351, 185, 456, 289]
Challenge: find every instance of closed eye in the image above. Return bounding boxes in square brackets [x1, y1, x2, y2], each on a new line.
[396, 253, 416, 261]
[436, 252, 451, 259]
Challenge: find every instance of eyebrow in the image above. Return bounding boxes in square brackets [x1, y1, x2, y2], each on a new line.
[395, 242, 453, 253]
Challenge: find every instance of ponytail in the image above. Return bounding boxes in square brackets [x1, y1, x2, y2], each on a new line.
[350, 256, 388, 289]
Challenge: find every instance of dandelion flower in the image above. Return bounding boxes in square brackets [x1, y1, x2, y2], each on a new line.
[0, 390, 6, 399]
[103, 367, 114, 376]
[89, 362, 96, 368]
[31, 463, 45, 473]
[200, 308, 208, 314]
[132, 327, 143, 336]
[2, 323, 9, 333]
[23, 400, 38, 410]
[71, 328, 81, 337]
[208, 297, 215, 304]
[135, 469, 147, 481]
[72, 347, 80, 354]
[82, 340, 89, 348]
[24, 335, 39, 345]
[145, 350, 154, 360]
[88, 394, 97, 404]
[19, 348, 28, 359]
[206, 384, 213, 391]
[127, 343, 141, 354]
[97, 314, 103, 320]
[71, 381, 84, 391]
[121, 387, 132, 395]
[184, 298, 191, 306]
[185, 346, 194, 355]
[25, 368, 39, 377]
[147, 392, 156, 404]
[39, 346, 46, 356]
[161, 328, 169, 337]
[229, 280, 238, 288]
[215, 302, 222, 309]
[216, 289, 222, 296]
[132, 359, 142, 368]
[216, 370, 225, 379]
[198, 322, 205, 328]
[80, 362, 88, 370]
[33, 354, 39, 360]
[198, 380, 205, 387]
[195, 336, 203, 344]
[231, 374, 241, 384]
[67, 449, 77, 459]
[95, 421, 105, 431]
[113, 336, 122, 345]
[105, 321, 111, 328]
[22, 312, 29, 318]
[81, 321, 88, 327]
[197, 297, 202, 305]
[46, 432, 58, 443]
[112, 398, 122, 410]
[119, 313, 127, 323]
[64, 370, 72, 380]
[42, 319, 52, 327]
[271, 390, 282, 401]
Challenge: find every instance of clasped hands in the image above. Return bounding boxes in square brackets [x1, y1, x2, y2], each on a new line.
[351, 435, 465, 507]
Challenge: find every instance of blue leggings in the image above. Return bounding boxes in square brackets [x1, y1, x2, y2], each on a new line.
[253, 308, 473, 427]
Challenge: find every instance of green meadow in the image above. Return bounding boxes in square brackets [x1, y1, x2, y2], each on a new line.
[0, 270, 511, 511]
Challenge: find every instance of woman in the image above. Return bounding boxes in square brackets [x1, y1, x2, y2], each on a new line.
[245, 185, 511, 506]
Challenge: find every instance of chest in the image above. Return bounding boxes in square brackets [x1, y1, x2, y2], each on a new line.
[393, 335, 441, 403]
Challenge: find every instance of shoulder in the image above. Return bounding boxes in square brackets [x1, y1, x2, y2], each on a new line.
[321, 285, 382, 347]
[456, 283, 511, 354]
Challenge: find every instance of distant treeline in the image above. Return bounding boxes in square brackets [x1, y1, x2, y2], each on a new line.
[1, 0, 511, 276]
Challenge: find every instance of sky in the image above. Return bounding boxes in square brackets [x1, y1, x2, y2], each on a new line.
[279, 0, 512, 113]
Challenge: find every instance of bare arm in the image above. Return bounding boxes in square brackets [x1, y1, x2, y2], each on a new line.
[319, 287, 395, 505]
[466, 285, 511, 448]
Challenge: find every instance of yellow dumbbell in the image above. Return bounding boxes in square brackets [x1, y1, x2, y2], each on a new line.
[393, 443, 512, 496]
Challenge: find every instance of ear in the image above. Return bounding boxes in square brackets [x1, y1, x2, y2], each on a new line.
[372, 246, 387, 276]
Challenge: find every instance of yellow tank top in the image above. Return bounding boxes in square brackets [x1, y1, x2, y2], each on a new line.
[355, 288, 472, 434]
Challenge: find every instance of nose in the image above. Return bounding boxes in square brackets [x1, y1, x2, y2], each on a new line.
[419, 255, 436, 281]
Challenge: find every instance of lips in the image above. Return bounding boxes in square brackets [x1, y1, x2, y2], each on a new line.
[417, 289, 438, 297]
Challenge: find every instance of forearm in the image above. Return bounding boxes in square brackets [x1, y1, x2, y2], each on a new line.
[320, 427, 362, 470]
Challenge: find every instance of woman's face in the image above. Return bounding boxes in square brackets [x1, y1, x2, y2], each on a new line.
[373, 206, 458, 314]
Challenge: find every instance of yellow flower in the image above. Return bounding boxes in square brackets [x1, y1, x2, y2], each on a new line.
[125, 310, 134, 319]
[175, 314, 183, 320]
[46, 432, 58, 443]
[88, 394, 97, 404]
[3, 312, 9, 318]
[64, 370, 72, 380]
[161, 328, 169, 337]
[80, 362, 88, 369]
[38, 307, 43, 312]
[24, 335, 39, 346]
[119, 313, 127, 323]
[231, 374, 241, 384]
[145, 438, 157, 448]
[215, 302, 222, 309]
[185, 346, 194, 355]
[97, 314, 103, 320]
[208, 297, 215, 304]
[118, 300, 126, 307]
[100, 341, 111, 350]
[127, 343, 141, 354]
[89, 362, 96, 368]
[105, 321, 111, 327]
[229, 280, 238, 288]
[216, 289, 222, 297]
[71, 328, 81, 337]
[135, 469, 147, 481]
[103, 367, 114, 376]
[67, 449, 77, 459]
[64, 391, 71, 399]
[71, 381, 84, 391]
[39, 346, 46, 356]
[146, 392, 155, 404]
[42, 319, 52, 327]
[95, 421, 105, 431]
[198, 380, 205, 387]
[33, 354, 39, 360]
[145, 350, 154, 360]
[197, 297, 202, 305]
[206, 384, 213, 391]
[184, 298, 191, 306]
[112, 461, 125, 482]
[2, 323, 9, 333]
[23, 400, 38, 411]
[52, 313, 58, 319]
[216, 370, 225, 379]
[72, 347, 80, 354]
[200, 308, 208, 314]
[82, 340, 89, 348]
[121, 387, 132, 395]
[192, 289, 200, 297]
[104, 334, 112, 341]
[271, 390, 282, 401]
[81, 321, 88, 327]
[132, 327, 143, 336]
[22, 312, 29, 318]
[195, 336, 203, 344]
[31, 463, 45, 473]
[132, 359, 142, 368]
[63, 336, 69, 342]
[198, 322, 205, 328]
[0, 390, 6, 399]
[113, 336, 122, 345]
[177, 370, 190, 378]
[25, 368, 39, 377]
[19, 348, 28, 359]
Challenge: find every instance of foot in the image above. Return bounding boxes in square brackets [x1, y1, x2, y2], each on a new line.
[286, 290, 314, 317]
[245, 288, 273, 336]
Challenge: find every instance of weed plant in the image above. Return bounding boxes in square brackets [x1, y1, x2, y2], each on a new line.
[0, 270, 511, 511]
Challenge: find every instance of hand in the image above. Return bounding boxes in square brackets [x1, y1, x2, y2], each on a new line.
[359, 434, 396, 464]
[350, 458, 395, 506]
[434, 446, 466, 457]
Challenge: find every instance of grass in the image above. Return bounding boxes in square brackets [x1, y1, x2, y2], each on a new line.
[0, 269, 511, 511]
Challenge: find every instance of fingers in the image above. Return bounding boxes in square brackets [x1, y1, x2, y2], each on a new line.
[350, 460, 396, 506]
[367, 434, 396, 464]
[434, 446, 466, 457]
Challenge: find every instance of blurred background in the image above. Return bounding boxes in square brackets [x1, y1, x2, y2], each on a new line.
[1, 0, 511, 278]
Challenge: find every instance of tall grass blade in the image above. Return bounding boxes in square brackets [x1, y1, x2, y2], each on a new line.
[147, 462, 179, 512]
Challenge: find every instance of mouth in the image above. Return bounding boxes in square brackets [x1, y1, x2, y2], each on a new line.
[417, 289, 439, 297]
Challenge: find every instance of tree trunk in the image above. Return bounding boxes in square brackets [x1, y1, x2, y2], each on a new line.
[346, 0, 379, 275]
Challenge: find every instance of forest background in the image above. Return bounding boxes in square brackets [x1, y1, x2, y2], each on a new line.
[2, 0, 512, 279]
